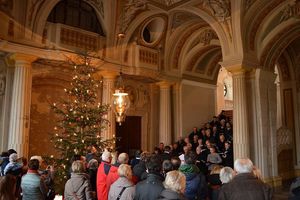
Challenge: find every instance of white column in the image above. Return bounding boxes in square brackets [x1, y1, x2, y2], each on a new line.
[172, 82, 182, 141]
[101, 71, 117, 140]
[8, 53, 36, 158]
[158, 81, 172, 145]
[232, 70, 250, 159]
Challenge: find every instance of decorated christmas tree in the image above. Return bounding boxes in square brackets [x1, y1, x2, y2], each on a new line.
[49, 55, 114, 190]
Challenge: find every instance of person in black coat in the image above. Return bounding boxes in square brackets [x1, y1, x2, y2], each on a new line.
[218, 158, 272, 200]
[134, 155, 164, 200]
[221, 142, 233, 168]
[289, 177, 300, 200]
[161, 146, 172, 161]
[87, 159, 98, 193]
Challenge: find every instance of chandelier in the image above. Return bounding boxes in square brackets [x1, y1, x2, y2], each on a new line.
[112, 73, 130, 125]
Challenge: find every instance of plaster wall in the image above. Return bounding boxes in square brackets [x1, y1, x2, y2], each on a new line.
[29, 80, 66, 157]
[181, 80, 216, 136]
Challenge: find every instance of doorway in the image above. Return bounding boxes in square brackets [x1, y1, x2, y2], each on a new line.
[115, 116, 141, 158]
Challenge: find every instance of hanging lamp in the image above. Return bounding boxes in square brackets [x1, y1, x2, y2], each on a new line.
[112, 33, 130, 125]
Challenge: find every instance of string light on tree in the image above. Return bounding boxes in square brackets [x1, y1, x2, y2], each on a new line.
[48, 54, 115, 192]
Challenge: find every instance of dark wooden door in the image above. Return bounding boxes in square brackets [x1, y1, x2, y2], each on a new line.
[116, 116, 141, 157]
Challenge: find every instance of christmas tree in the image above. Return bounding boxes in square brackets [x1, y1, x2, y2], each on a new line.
[49, 55, 114, 191]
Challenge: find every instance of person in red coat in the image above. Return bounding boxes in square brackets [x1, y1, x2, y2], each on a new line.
[97, 151, 114, 200]
[106, 153, 129, 188]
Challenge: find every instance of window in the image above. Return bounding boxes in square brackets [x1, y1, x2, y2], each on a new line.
[224, 84, 227, 97]
[47, 0, 104, 35]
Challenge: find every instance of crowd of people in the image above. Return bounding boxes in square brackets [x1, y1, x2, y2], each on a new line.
[0, 111, 299, 200]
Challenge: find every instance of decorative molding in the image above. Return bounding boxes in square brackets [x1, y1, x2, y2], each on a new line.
[27, 0, 46, 27]
[150, 0, 185, 7]
[182, 79, 216, 89]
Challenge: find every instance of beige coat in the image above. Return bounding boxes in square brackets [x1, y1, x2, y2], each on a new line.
[108, 177, 135, 200]
[64, 173, 94, 200]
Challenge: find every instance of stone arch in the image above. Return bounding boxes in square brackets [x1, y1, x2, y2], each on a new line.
[168, 23, 209, 72]
[259, 20, 300, 71]
[33, 0, 106, 37]
[243, 0, 288, 52]
[174, 6, 231, 57]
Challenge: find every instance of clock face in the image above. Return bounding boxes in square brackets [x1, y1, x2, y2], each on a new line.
[224, 84, 227, 97]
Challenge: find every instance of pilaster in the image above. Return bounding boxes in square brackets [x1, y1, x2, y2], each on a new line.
[247, 69, 279, 182]
[157, 81, 172, 145]
[101, 71, 117, 140]
[172, 82, 182, 141]
[231, 69, 250, 159]
[8, 53, 37, 158]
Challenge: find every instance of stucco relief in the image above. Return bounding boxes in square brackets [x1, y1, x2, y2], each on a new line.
[0, 0, 13, 15]
[199, 29, 218, 45]
[280, 1, 300, 23]
[125, 83, 150, 109]
[203, 0, 231, 21]
[119, 0, 148, 34]
[150, 0, 185, 6]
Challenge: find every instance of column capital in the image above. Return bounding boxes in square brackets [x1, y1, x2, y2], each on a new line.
[157, 81, 173, 89]
[9, 53, 38, 64]
[225, 65, 252, 75]
[221, 54, 259, 70]
[100, 70, 118, 79]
